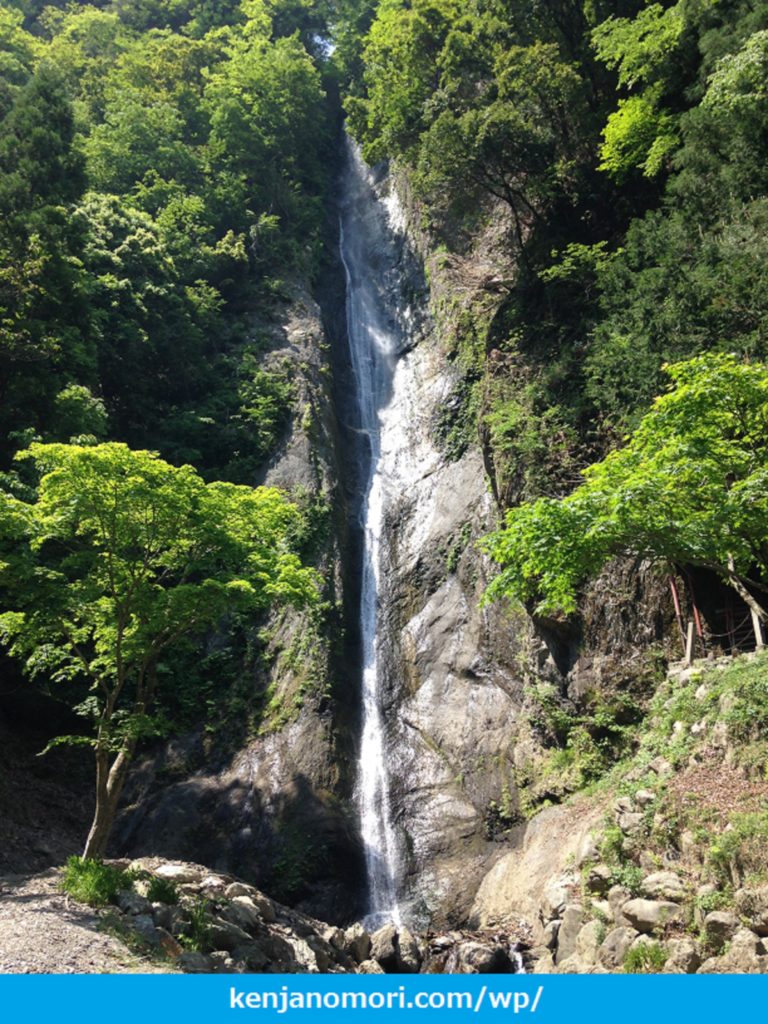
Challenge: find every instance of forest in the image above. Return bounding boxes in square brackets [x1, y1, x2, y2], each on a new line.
[1, 0, 768, 979]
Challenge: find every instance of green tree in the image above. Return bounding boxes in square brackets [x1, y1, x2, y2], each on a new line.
[0, 442, 317, 858]
[483, 354, 768, 624]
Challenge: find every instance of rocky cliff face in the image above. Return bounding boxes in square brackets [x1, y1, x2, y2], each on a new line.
[115, 282, 366, 925]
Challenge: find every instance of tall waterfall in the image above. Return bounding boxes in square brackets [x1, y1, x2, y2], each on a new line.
[339, 137, 404, 929]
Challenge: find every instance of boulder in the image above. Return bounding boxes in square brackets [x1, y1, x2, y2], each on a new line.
[151, 902, 174, 932]
[735, 887, 768, 936]
[621, 899, 681, 934]
[455, 941, 509, 974]
[397, 926, 422, 973]
[618, 812, 645, 837]
[635, 789, 656, 808]
[574, 920, 603, 966]
[555, 905, 584, 964]
[116, 890, 152, 916]
[586, 865, 612, 896]
[131, 913, 161, 946]
[177, 951, 213, 973]
[224, 882, 255, 899]
[207, 917, 253, 952]
[370, 924, 399, 972]
[540, 874, 576, 921]
[358, 959, 385, 974]
[220, 896, 262, 934]
[607, 886, 632, 927]
[703, 911, 740, 947]
[208, 951, 237, 973]
[154, 864, 203, 885]
[344, 923, 372, 964]
[641, 871, 686, 902]
[542, 920, 560, 950]
[663, 937, 701, 974]
[698, 930, 768, 974]
[597, 927, 638, 969]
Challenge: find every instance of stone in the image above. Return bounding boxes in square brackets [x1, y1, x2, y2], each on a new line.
[370, 924, 399, 972]
[574, 920, 603, 966]
[178, 951, 213, 973]
[697, 931, 768, 975]
[635, 789, 656, 808]
[614, 796, 634, 814]
[220, 896, 263, 934]
[607, 886, 632, 927]
[344, 923, 372, 964]
[703, 911, 740, 947]
[116, 889, 152, 915]
[455, 941, 509, 974]
[585, 865, 612, 896]
[618, 812, 646, 837]
[597, 927, 638, 969]
[663, 937, 701, 974]
[680, 831, 704, 865]
[207, 918, 253, 952]
[529, 949, 555, 973]
[323, 927, 345, 951]
[621, 899, 681, 934]
[641, 871, 686, 902]
[232, 942, 269, 971]
[735, 887, 768, 936]
[250, 892, 276, 925]
[201, 875, 227, 892]
[575, 834, 599, 868]
[647, 757, 673, 777]
[154, 863, 203, 884]
[156, 928, 183, 959]
[358, 959, 385, 974]
[397, 926, 422, 973]
[591, 900, 612, 922]
[555, 905, 584, 964]
[208, 951, 237, 973]
[225, 882, 255, 899]
[540, 874, 576, 921]
[542, 920, 560, 950]
[131, 914, 161, 946]
[152, 902, 174, 932]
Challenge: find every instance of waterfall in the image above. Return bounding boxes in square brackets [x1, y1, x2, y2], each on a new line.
[339, 136, 404, 929]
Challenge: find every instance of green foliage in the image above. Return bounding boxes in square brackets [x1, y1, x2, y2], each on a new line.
[623, 941, 667, 973]
[483, 354, 768, 617]
[61, 856, 134, 907]
[145, 875, 179, 905]
[709, 810, 768, 886]
[178, 897, 211, 952]
[0, 441, 317, 855]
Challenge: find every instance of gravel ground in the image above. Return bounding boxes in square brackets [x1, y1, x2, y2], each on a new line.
[0, 868, 171, 974]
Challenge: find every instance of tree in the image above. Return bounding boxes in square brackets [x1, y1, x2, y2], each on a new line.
[0, 442, 317, 858]
[483, 354, 768, 625]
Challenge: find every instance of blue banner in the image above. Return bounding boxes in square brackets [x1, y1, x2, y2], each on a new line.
[0, 974, 766, 1023]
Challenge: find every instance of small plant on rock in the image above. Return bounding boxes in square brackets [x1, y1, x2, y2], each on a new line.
[624, 942, 667, 973]
[146, 875, 179, 905]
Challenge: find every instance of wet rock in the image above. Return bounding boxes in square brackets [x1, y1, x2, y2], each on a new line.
[621, 899, 681, 934]
[641, 871, 686, 902]
[344, 923, 372, 964]
[455, 941, 510, 974]
[597, 927, 638, 969]
[555, 905, 584, 964]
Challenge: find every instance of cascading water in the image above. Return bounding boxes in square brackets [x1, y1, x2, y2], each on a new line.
[339, 136, 404, 929]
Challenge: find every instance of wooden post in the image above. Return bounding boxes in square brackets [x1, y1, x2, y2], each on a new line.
[668, 575, 686, 652]
[685, 620, 696, 666]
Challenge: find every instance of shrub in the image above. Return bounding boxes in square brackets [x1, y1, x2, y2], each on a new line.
[145, 875, 179, 905]
[61, 857, 134, 907]
[624, 941, 667, 973]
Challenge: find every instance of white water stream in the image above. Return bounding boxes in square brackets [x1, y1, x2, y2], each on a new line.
[339, 138, 405, 929]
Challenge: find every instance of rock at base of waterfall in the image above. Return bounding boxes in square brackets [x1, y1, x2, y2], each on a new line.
[370, 924, 399, 972]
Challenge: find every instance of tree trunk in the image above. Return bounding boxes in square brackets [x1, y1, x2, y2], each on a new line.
[82, 744, 133, 860]
[726, 555, 766, 649]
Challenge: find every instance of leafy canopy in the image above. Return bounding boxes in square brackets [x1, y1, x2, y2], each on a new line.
[483, 354, 768, 615]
